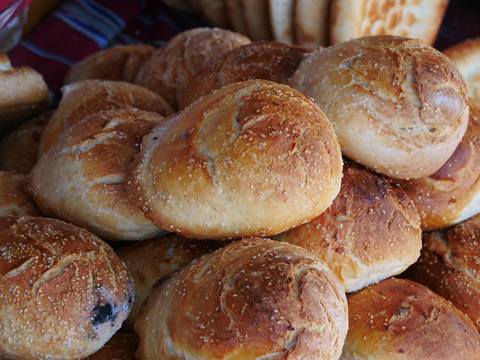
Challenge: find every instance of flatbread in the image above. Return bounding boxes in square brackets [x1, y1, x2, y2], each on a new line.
[294, 0, 330, 48]
[329, 0, 449, 45]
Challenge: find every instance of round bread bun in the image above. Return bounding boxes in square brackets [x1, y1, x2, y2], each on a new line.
[134, 27, 250, 110]
[294, 0, 330, 48]
[85, 331, 139, 360]
[0, 53, 50, 136]
[135, 237, 349, 360]
[394, 101, 480, 230]
[125, 79, 343, 240]
[287, 35, 470, 179]
[0, 215, 134, 360]
[0, 111, 50, 174]
[30, 109, 166, 241]
[275, 158, 422, 292]
[407, 212, 480, 332]
[180, 41, 312, 108]
[443, 37, 480, 106]
[64, 44, 156, 84]
[341, 277, 480, 360]
[117, 233, 223, 329]
[38, 79, 174, 156]
[0, 171, 42, 217]
[329, 0, 449, 45]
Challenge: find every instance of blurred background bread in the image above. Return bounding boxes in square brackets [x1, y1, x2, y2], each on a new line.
[287, 35, 469, 179]
[135, 237, 349, 360]
[0, 216, 134, 360]
[275, 158, 422, 292]
[0, 171, 41, 217]
[341, 277, 480, 359]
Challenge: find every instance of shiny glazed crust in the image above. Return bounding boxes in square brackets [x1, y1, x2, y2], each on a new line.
[341, 278, 480, 359]
[288, 35, 469, 179]
[135, 237, 348, 360]
[276, 159, 422, 292]
[0, 216, 134, 360]
[125, 79, 343, 239]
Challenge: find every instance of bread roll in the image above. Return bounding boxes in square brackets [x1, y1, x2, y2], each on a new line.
[38, 79, 174, 156]
[394, 102, 480, 230]
[0, 216, 134, 360]
[288, 35, 470, 179]
[341, 278, 480, 360]
[0, 111, 50, 174]
[135, 237, 349, 360]
[117, 233, 223, 329]
[64, 44, 155, 84]
[0, 171, 42, 217]
[180, 41, 312, 108]
[84, 331, 139, 360]
[126, 79, 343, 239]
[30, 109, 166, 241]
[443, 37, 480, 106]
[276, 158, 422, 292]
[407, 212, 480, 331]
[134, 27, 250, 110]
[329, 0, 449, 45]
[0, 53, 50, 136]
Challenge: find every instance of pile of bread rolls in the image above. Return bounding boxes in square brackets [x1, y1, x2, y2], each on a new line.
[1, 21, 480, 360]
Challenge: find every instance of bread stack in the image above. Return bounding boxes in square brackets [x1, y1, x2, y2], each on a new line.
[1, 21, 480, 359]
[160, 0, 449, 48]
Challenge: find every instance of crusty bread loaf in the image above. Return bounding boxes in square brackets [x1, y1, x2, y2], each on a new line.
[125, 79, 343, 239]
[0, 111, 50, 174]
[64, 44, 156, 84]
[0, 216, 134, 360]
[341, 278, 480, 360]
[135, 237, 348, 360]
[407, 212, 480, 332]
[38, 79, 174, 156]
[117, 233, 223, 329]
[443, 37, 480, 106]
[0, 171, 42, 217]
[276, 158, 422, 292]
[394, 102, 480, 230]
[134, 27, 250, 110]
[329, 0, 449, 45]
[181, 41, 312, 108]
[288, 35, 470, 179]
[0, 53, 50, 136]
[84, 331, 139, 360]
[30, 109, 166, 241]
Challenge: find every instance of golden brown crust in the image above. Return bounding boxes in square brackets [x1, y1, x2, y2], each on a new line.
[329, 0, 449, 45]
[0, 54, 50, 135]
[0, 171, 42, 217]
[443, 38, 480, 106]
[117, 233, 223, 329]
[84, 331, 139, 360]
[125, 79, 343, 240]
[288, 35, 470, 179]
[276, 159, 422, 292]
[394, 102, 480, 230]
[407, 213, 480, 332]
[342, 278, 480, 359]
[135, 237, 348, 360]
[181, 41, 312, 108]
[0, 216, 134, 360]
[64, 44, 156, 84]
[0, 111, 50, 174]
[30, 109, 166, 241]
[134, 28, 251, 110]
[38, 79, 174, 156]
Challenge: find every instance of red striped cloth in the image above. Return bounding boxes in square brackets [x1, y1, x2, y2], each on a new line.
[7, 0, 206, 98]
